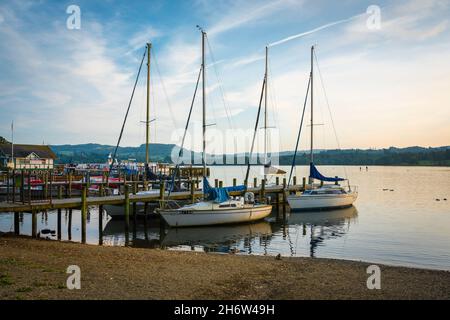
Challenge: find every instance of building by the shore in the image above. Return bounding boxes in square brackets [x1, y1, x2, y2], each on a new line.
[0, 144, 57, 170]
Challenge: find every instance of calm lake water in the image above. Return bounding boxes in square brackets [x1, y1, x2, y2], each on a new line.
[1, 166, 449, 271]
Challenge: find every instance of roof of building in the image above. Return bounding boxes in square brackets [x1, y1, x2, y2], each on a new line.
[0, 144, 57, 159]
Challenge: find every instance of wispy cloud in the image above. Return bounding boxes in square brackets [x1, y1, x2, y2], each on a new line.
[269, 12, 367, 47]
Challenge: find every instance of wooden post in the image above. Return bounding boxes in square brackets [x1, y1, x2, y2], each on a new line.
[233, 178, 237, 187]
[190, 180, 195, 204]
[57, 209, 62, 240]
[6, 170, 10, 203]
[31, 210, 37, 239]
[276, 177, 279, 186]
[81, 186, 87, 244]
[132, 183, 137, 218]
[124, 185, 130, 232]
[254, 177, 257, 188]
[12, 169, 16, 203]
[214, 179, 219, 188]
[98, 205, 103, 245]
[44, 171, 48, 200]
[293, 176, 297, 186]
[68, 173, 72, 198]
[219, 181, 223, 188]
[302, 177, 306, 190]
[58, 185, 62, 200]
[159, 180, 165, 208]
[20, 170, 24, 203]
[14, 212, 20, 235]
[49, 170, 53, 204]
[28, 170, 31, 204]
[320, 180, 324, 187]
[261, 179, 266, 203]
[68, 209, 72, 241]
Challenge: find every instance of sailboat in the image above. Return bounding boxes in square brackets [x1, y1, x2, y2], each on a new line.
[286, 46, 358, 211]
[262, 46, 286, 181]
[106, 43, 160, 219]
[158, 28, 272, 227]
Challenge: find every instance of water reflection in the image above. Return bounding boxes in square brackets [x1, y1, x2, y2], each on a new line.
[283, 206, 358, 257]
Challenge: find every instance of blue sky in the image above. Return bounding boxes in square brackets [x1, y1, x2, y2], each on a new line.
[1, 0, 449, 154]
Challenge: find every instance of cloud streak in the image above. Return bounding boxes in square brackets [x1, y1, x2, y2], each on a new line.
[269, 11, 369, 47]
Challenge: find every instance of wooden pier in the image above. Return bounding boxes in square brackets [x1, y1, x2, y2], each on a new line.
[0, 170, 310, 244]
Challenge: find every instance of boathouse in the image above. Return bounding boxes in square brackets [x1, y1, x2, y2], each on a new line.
[0, 144, 57, 170]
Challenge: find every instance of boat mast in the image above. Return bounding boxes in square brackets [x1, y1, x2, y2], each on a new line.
[201, 30, 206, 177]
[145, 43, 151, 170]
[264, 46, 268, 181]
[310, 45, 314, 165]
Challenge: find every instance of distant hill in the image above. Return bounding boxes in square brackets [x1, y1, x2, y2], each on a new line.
[50, 143, 179, 164]
[49, 143, 450, 166]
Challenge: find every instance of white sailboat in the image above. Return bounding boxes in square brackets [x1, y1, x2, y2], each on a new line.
[106, 43, 160, 219]
[287, 46, 358, 211]
[158, 28, 272, 227]
[262, 46, 286, 182]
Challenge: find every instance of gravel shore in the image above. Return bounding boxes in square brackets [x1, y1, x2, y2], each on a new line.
[0, 237, 449, 300]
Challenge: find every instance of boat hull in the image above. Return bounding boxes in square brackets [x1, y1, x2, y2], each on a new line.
[287, 192, 357, 211]
[160, 205, 272, 227]
[104, 202, 159, 219]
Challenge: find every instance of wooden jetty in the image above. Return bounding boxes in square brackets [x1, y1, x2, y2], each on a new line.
[0, 170, 311, 244]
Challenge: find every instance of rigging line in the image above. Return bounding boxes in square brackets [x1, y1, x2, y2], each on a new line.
[152, 49, 179, 130]
[313, 50, 348, 179]
[288, 75, 311, 187]
[109, 47, 147, 174]
[206, 35, 241, 176]
[205, 35, 236, 131]
[167, 66, 203, 200]
[245, 76, 266, 185]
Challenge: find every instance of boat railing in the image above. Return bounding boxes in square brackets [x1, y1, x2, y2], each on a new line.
[159, 199, 182, 209]
[348, 185, 358, 193]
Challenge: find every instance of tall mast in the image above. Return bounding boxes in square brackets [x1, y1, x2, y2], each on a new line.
[11, 121, 14, 169]
[310, 45, 314, 165]
[201, 30, 206, 177]
[145, 43, 151, 166]
[264, 46, 268, 180]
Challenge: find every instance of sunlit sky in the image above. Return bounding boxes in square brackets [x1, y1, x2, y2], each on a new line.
[1, 0, 449, 154]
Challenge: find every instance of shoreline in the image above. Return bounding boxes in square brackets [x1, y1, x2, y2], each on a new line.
[1, 236, 449, 300]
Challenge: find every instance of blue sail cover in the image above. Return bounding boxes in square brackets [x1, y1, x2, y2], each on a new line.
[203, 177, 246, 203]
[309, 163, 345, 182]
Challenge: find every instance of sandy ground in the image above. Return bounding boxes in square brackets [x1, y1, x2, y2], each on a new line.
[0, 236, 449, 300]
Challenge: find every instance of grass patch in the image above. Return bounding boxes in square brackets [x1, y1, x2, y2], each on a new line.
[16, 287, 33, 293]
[0, 274, 14, 286]
[33, 281, 48, 288]
[0, 258, 21, 266]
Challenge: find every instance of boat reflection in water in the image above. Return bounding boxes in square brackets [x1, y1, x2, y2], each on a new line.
[283, 206, 358, 257]
[102, 218, 275, 253]
[161, 221, 274, 254]
[101, 206, 357, 257]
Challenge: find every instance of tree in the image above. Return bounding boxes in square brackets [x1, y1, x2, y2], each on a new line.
[0, 136, 11, 144]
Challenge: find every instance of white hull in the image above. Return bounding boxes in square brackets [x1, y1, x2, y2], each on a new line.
[160, 204, 272, 227]
[287, 191, 357, 211]
[105, 190, 160, 218]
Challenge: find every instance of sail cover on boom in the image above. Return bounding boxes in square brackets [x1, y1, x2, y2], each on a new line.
[203, 177, 246, 203]
[309, 163, 345, 182]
